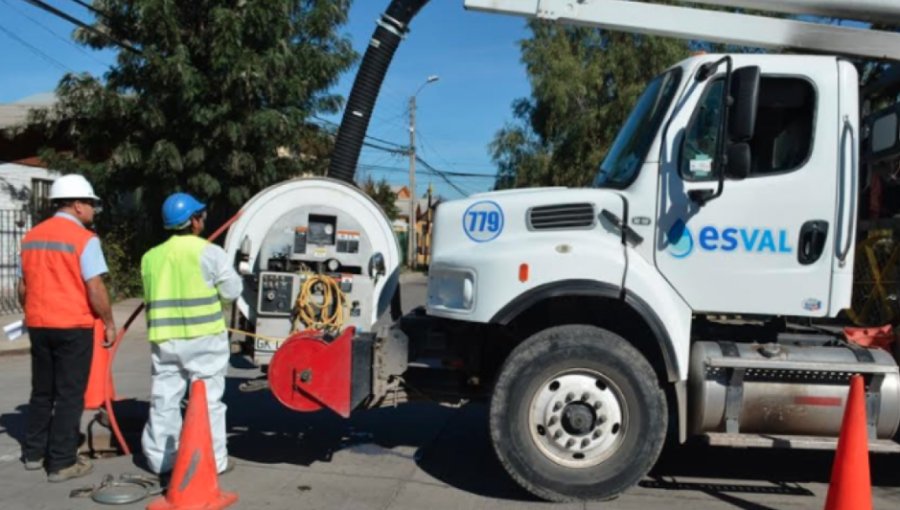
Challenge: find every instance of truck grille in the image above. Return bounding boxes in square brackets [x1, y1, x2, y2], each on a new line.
[527, 203, 596, 230]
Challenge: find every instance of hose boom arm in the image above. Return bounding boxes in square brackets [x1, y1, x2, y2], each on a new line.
[464, 0, 900, 61]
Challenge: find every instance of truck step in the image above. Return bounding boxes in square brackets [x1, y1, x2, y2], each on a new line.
[702, 432, 900, 453]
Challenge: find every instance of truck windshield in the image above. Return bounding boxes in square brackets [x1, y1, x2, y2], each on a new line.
[594, 68, 683, 188]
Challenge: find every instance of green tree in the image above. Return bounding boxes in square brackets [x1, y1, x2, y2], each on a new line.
[28, 0, 355, 296]
[361, 177, 399, 221]
[491, 21, 691, 189]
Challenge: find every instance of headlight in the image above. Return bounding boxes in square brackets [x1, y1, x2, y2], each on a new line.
[428, 268, 475, 311]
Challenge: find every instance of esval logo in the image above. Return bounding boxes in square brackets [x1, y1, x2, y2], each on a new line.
[666, 219, 694, 258]
[666, 219, 793, 258]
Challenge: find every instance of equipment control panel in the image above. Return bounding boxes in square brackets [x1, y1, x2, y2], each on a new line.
[257, 272, 299, 316]
[336, 231, 361, 253]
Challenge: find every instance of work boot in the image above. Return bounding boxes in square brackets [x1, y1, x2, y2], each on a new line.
[22, 458, 43, 471]
[218, 457, 236, 476]
[48, 458, 93, 483]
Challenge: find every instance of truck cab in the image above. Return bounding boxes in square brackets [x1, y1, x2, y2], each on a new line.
[429, 53, 860, 378]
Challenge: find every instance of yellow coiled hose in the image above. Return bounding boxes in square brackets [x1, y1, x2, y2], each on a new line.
[292, 273, 347, 332]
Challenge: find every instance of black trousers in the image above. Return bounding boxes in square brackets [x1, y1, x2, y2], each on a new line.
[23, 327, 93, 472]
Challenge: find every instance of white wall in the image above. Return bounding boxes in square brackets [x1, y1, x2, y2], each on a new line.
[0, 163, 58, 210]
[0, 163, 56, 307]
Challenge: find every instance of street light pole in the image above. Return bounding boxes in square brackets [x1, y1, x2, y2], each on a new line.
[408, 94, 417, 269]
[408, 75, 439, 269]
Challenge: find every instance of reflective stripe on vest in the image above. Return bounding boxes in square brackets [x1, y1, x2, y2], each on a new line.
[21, 216, 96, 328]
[142, 235, 224, 342]
[21, 240, 76, 253]
[145, 295, 220, 311]
[147, 313, 224, 328]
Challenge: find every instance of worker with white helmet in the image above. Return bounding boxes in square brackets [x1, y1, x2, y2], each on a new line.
[140, 192, 242, 476]
[17, 174, 116, 482]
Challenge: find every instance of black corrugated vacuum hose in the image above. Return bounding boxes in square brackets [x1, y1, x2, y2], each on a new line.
[328, 0, 431, 184]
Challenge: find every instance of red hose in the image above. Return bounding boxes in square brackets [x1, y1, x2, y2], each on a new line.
[207, 211, 243, 243]
[103, 304, 144, 455]
[103, 209, 244, 456]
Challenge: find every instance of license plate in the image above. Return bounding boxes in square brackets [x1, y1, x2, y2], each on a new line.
[255, 338, 283, 352]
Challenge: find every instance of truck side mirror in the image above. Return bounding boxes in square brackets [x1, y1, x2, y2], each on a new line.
[729, 66, 760, 141]
[726, 143, 751, 179]
[688, 59, 757, 206]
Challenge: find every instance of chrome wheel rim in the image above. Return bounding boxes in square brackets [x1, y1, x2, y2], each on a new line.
[528, 369, 626, 468]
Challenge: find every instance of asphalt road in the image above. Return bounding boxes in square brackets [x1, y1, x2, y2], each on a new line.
[0, 273, 898, 509]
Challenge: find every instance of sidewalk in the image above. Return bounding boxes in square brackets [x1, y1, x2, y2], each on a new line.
[0, 299, 147, 356]
[0, 308, 28, 355]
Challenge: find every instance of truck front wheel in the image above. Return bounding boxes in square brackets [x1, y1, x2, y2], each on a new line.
[490, 324, 667, 501]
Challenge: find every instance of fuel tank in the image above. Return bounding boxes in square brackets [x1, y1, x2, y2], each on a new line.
[690, 340, 900, 438]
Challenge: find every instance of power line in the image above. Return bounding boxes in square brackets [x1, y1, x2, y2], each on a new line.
[2, 0, 107, 65]
[357, 164, 408, 174]
[20, 0, 141, 54]
[356, 131, 491, 196]
[442, 171, 495, 179]
[312, 114, 338, 127]
[361, 143, 493, 178]
[362, 141, 407, 155]
[313, 114, 408, 150]
[363, 133, 407, 150]
[358, 163, 495, 180]
[312, 116, 483, 194]
[66, 0, 105, 18]
[416, 155, 468, 196]
[356, 166, 475, 198]
[356, 159, 480, 197]
[369, 109, 410, 134]
[0, 22, 71, 72]
[361, 139, 406, 154]
[416, 128, 497, 178]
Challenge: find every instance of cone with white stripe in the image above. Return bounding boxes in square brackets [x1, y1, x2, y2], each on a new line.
[147, 379, 237, 510]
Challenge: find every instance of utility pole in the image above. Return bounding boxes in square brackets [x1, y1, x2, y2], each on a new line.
[425, 183, 433, 267]
[407, 75, 439, 270]
[408, 94, 417, 270]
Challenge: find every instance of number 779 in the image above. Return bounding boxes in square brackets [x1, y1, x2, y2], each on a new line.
[467, 210, 500, 233]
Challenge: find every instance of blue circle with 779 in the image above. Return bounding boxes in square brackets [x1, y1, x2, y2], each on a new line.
[463, 200, 505, 242]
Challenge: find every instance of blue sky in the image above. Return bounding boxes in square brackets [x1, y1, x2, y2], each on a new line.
[0, 1, 532, 199]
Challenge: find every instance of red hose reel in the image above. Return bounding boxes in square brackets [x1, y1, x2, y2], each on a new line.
[267, 327, 357, 418]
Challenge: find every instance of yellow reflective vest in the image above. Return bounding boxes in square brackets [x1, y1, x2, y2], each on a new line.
[142, 235, 224, 342]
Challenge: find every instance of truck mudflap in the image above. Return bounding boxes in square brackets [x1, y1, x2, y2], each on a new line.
[267, 327, 373, 418]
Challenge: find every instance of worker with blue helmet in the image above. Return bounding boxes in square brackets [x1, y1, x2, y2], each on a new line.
[161, 192, 207, 230]
[140, 192, 242, 476]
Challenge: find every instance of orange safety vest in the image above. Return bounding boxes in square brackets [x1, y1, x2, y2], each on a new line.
[21, 215, 97, 328]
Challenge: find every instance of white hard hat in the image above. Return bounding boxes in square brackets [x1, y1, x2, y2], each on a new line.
[49, 174, 100, 202]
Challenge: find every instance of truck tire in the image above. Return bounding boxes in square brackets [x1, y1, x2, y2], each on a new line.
[490, 324, 667, 502]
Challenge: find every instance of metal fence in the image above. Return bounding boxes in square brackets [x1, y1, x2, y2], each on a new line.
[0, 210, 31, 314]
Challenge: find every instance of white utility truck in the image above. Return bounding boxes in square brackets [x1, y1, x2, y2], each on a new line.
[224, 0, 900, 502]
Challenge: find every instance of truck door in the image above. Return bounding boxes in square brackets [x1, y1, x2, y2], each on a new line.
[655, 57, 839, 317]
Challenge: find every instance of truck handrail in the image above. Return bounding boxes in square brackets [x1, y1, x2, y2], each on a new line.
[836, 117, 856, 264]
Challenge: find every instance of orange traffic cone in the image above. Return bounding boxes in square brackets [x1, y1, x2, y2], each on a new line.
[147, 379, 238, 510]
[824, 374, 872, 510]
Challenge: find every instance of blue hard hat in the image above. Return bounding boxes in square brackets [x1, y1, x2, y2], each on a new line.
[162, 192, 206, 230]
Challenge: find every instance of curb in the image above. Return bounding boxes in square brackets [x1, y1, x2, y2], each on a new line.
[0, 347, 29, 357]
